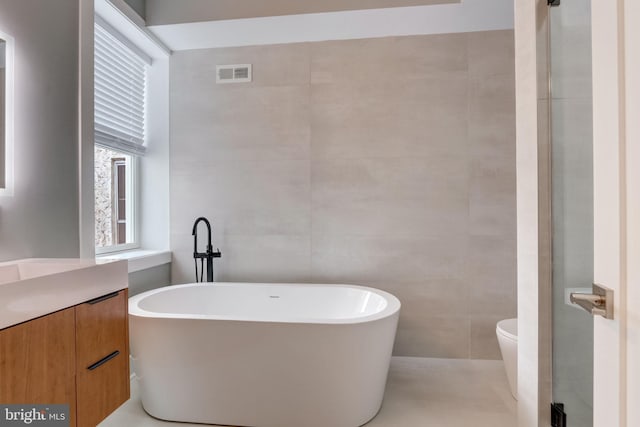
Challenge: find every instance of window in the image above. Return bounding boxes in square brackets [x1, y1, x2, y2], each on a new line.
[94, 20, 148, 252]
[113, 157, 127, 244]
[95, 147, 135, 248]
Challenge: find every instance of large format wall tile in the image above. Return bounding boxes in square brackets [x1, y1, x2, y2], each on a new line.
[215, 234, 312, 283]
[310, 79, 468, 159]
[171, 159, 310, 236]
[470, 315, 505, 360]
[171, 85, 311, 165]
[468, 29, 515, 78]
[312, 156, 469, 212]
[310, 34, 468, 84]
[394, 314, 470, 358]
[169, 30, 516, 359]
[467, 236, 517, 317]
[311, 233, 469, 285]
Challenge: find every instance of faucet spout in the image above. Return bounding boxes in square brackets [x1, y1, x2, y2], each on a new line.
[192, 216, 212, 258]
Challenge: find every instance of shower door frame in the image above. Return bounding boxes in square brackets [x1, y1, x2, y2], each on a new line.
[590, 1, 639, 426]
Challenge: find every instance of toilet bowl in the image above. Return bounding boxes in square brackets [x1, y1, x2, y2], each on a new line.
[496, 318, 517, 400]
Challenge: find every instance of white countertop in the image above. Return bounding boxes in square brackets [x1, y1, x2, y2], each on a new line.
[0, 258, 128, 329]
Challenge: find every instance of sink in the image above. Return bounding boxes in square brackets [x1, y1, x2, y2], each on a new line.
[0, 258, 128, 329]
[0, 260, 93, 284]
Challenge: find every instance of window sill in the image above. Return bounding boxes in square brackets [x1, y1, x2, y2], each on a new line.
[97, 249, 171, 273]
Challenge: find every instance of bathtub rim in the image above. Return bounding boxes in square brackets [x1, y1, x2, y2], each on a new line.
[128, 282, 401, 325]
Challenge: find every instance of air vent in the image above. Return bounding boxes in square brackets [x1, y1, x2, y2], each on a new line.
[216, 64, 252, 84]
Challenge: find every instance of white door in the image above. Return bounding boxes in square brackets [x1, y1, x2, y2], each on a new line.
[591, 1, 638, 426]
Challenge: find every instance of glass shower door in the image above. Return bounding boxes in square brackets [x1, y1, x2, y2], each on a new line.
[550, 0, 594, 426]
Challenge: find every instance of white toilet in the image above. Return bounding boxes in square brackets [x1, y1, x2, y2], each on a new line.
[496, 318, 518, 400]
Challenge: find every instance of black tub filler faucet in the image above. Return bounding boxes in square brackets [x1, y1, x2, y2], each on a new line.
[192, 217, 222, 282]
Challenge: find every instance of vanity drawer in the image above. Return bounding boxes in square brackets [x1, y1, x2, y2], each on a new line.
[76, 345, 129, 427]
[75, 289, 130, 426]
[75, 289, 127, 368]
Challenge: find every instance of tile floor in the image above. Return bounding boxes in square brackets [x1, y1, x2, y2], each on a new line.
[100, 357, 516, 427]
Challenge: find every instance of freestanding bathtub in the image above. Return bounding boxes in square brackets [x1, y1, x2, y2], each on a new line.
[128, 283, 400, 427]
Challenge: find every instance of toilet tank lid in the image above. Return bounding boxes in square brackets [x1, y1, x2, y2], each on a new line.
[497, 318, 517, 340]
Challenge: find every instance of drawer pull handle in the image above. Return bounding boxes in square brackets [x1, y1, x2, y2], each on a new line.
[86, 291, 119, 305]
[87, 350, 120, 371]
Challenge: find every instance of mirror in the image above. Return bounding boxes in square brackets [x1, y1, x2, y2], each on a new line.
[0, 32, 13, 195]
[0, 38, 6, 189]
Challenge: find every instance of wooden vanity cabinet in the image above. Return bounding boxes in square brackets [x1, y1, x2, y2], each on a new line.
[0, 289, 130, 427]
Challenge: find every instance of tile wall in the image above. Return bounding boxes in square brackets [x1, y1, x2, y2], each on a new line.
[169, 30, 516, 358]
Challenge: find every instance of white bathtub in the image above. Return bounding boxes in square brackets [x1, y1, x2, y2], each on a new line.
[128, 282, 400, 427]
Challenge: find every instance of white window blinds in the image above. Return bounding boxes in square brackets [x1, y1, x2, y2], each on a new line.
[94, 22, 147, 156]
